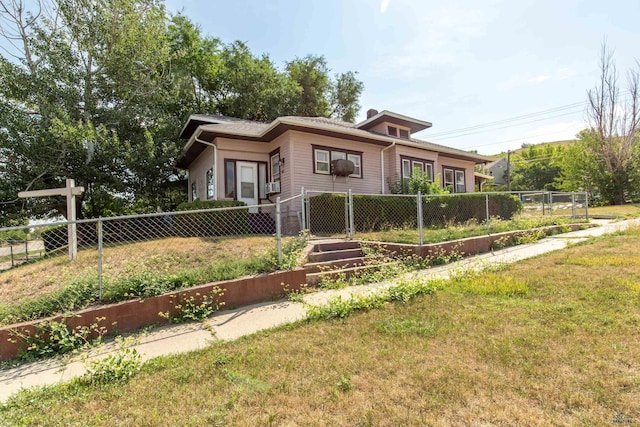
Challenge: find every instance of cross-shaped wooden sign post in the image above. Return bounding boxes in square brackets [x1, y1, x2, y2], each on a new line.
[18, 179, 85, 261]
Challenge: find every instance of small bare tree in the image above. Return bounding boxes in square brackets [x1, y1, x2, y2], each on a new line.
[583, 42, 640, 204]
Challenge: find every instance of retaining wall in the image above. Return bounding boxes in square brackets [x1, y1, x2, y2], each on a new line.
[0, 268, 306, 361]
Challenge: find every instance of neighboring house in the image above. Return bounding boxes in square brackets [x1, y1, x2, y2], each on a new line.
[485, 157, 510, 185]
[177, 109, 493, 231]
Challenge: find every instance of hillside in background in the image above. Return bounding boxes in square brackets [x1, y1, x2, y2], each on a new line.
[490, 140, 577, 159]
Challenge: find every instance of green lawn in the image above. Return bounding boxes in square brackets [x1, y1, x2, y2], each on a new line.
[1, 227, 638, 425]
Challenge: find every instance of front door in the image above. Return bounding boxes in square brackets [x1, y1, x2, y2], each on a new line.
[237, 161, 259, 212]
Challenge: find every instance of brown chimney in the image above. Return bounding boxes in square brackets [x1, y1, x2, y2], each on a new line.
[366, 109, 379, 119]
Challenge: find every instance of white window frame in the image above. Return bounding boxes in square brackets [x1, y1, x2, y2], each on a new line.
[331, 151, 346, 161]
[347, 153, 361, 178]
[191, 182, 197, 201]
[455, 170, 466, 193]
[425, 163, 433, 182]
[315, 149, 330, 174]
[402, 159, 411, 179]
[387, 126, 398, 137]
[270, 152, 280, 181]
[206, 168, 215, 199]
[412, 161, 423, 178]
[314, 147, 362, 178]
[444, 168, 455, 190]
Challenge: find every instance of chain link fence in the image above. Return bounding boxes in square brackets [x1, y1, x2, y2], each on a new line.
[0, 189, 588, 322]
[305, 190, 589, 243]
[0, 195, 305, 316]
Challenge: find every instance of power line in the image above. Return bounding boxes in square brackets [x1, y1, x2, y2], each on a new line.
[430, 110, 583, 142]
[427, 91, 637, 143]
[459, 127, 581, 150]
[427, 101, 587, 139]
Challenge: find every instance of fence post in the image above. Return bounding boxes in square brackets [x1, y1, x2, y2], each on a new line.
[24, 240, 29, 262]
[549, 192, 553, 215]
[585, 192, 589, 220]
[97, 219, 103, 301]
[305, 191, 311, 240]
[10, 243, 14, 267]
[348, 189, 355, 240]
[571, 192, 576, 219]
[417, 191, 423, 246]
[541, 193, 545, 215]
[276, 197, 282, 266]
[485, 193, 490, 232]
[300, 186, 306, 231]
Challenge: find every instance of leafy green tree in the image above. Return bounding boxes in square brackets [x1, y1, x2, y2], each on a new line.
[0, 0, 174, 220]
[510, 144, 564, 191]
[287, 55, 363, 122]
[0, 1, 364, 225]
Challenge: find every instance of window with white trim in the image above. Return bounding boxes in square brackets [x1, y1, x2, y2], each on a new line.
[206, 168, 215, 199]
[347, 154, 361, 177]
[455, 170, 466, 193]
[443, 168, 455, 191]
[401, 157, 434, 183]
[191, 182, 197, 201]
[270, 152, 280, 181]
[313, 147, 363, 178]
[315, 149, 330, 174]
[331, 151, 346, 161]
[387, 126, 398, 137]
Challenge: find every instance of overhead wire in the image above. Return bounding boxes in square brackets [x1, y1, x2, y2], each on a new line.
[427, 101, 587, 139]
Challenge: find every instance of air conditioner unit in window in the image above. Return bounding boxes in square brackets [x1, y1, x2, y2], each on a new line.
[265, 181, 280, 194]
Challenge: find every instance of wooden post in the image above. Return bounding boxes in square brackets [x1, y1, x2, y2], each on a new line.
[18, 179, 84, 261]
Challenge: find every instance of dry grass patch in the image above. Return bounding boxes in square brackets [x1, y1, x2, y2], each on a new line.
[589, 203, 640, 218]
[1, 231, 639, 425]
[0, 236, 275, 307]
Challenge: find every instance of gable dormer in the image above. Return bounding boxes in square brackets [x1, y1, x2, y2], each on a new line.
[356, 109, 432, 139]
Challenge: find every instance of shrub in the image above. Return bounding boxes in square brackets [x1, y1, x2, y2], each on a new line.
[159, 288, 225, 323]
[175, 200, 250, 237]
[308, 193, 523, 234]
[9, 317, 107, 360]
[422, 194, 522, 226]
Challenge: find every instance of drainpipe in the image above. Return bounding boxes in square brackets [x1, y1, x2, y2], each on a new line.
[380, 141, 396, 194]
[194, 131, 218, 199]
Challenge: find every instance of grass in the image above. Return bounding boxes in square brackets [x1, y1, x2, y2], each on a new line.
[589, 203, 640, 218]
[0, 235, 300, 326]
[1, 228, 639, 425]
[358, 215, 585, 245]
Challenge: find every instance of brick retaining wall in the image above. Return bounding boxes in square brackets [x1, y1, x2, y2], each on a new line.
[0, 268, 306, 361]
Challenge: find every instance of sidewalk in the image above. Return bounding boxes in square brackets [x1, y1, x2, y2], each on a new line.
[1, 218, 636, 402]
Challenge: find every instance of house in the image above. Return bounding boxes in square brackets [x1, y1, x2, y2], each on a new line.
[177, 109, 494, 231]
[485, 157, 510, 186]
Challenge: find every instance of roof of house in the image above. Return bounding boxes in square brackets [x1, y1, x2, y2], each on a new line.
[176, 113, 494, 168]
[355, 110, 432, 133]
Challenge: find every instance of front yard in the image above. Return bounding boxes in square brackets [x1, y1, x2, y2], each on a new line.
[1, 227, 638, 425]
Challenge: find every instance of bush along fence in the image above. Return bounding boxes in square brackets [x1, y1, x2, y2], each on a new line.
[306, 190, 589, 240]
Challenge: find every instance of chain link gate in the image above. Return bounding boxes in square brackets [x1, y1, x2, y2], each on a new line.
[305, 190, 351, 239]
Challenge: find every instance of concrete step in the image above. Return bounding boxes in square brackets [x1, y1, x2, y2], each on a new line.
[304, 256, 376, 274]
[312, 240, 361, 252]
[306, 261, 399, 286]
[307, 248, 364, 263]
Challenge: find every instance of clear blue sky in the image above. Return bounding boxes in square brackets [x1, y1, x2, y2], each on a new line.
[167, 0, 640, 155]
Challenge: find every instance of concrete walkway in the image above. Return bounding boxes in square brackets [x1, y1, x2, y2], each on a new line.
[1, 218, 637, 402]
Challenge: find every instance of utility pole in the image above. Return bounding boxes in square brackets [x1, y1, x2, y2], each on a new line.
[506, 150, 511, 192]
